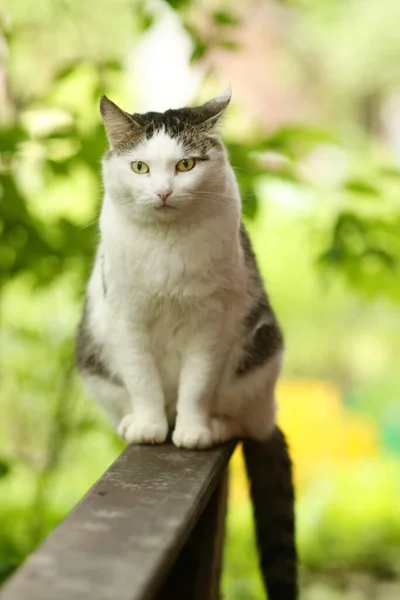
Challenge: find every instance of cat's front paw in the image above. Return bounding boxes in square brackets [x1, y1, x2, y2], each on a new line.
[118, 414, 168, 445]
[172, 422, 214, 450]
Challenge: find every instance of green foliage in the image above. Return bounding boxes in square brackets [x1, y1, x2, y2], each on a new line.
[223, 501, 264, 599]
[0, 461, 11, 478]
[224, 459, 400, 598]
[321, 212, 400, 301]
[2, 0, 399, 301]
[298, 459, 400, 576]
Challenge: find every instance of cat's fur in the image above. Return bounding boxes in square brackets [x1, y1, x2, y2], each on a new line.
[76, 89, 297, 599]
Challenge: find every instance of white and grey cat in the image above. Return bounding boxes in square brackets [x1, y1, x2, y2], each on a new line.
[76, 88, 297, 599]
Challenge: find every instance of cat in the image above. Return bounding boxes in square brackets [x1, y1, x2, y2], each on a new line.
[76, 88, 297, 599]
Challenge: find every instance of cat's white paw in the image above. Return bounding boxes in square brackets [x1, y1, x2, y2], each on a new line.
[118, 414, 168, 445]
[172, 422, 214, 450]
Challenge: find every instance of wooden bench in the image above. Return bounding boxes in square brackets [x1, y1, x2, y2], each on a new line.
[0, 442, 237, 600]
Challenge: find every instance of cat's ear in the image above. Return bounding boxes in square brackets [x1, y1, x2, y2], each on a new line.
[196, 86, 232, 127]
[100, 96, 141, 149]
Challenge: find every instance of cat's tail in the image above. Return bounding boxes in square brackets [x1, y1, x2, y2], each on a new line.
[242, 425, 298, 600]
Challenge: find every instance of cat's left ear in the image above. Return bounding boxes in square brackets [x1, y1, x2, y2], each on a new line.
[196, 85, 232, 127]
[100, 95, 141, 149]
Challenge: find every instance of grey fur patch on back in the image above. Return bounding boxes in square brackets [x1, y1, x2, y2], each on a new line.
[245, 297, 270, 330]
[76, 303, 122, 386]
[236, 321, 283, 376]
[236, 224, 284, 377]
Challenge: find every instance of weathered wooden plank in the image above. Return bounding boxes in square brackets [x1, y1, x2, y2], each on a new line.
[0, 442, 236, 600]
[157, 471, 228, 600]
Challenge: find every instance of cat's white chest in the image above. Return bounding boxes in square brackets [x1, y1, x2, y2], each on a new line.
[104, 232, 222, 421]
[147, 299, 194, 421]
[99, 196, 240, 424]
[108, 220, 223, 298]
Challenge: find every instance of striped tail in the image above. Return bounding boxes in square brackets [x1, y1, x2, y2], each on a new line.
[243, 426, 298, 599]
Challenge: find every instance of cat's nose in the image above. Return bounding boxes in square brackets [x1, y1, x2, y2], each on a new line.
[157, 190, 172, 203]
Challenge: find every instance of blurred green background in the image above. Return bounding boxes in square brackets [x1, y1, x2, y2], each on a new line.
[1, 0, 400, 598]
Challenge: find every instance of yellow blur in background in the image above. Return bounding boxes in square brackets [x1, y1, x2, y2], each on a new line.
[230, 378, 379, 503]
[278, 379, 379, 488]
[227, 379, 400, 599]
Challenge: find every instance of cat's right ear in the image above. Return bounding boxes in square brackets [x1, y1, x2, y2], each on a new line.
[195, 86, 232, 128]
[100, 96, 141, 149]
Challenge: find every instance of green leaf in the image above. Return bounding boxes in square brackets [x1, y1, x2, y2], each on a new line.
[191, 39, 208, 62]
[241, 190, 258, 220]
[345, 179, 380, 197]
[0, 461, 11, 478]
[220, 40, 241, 51]
[213, 10, 240, 26]
[165, 0, 190, 9]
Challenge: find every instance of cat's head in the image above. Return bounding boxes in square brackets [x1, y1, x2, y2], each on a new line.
[100, 88, 235, 223]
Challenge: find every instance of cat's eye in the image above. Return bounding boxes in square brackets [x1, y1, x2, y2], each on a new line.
[176, 158, 196, 172]
[131, 161, 149, 174]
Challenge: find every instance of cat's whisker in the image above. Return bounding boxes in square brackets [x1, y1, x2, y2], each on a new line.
[78, 218, 100, 231]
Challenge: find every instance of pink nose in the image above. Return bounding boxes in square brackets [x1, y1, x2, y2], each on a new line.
[157, 190, 172, 203]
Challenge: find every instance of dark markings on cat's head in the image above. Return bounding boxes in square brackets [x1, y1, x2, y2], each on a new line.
[100, 89, 231, 156]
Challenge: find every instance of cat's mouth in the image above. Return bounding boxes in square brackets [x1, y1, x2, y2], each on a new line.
[154, 204, 177, 211]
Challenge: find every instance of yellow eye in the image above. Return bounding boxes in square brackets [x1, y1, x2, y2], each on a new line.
[131, 161, 149, 174]
[176, 158, 196, 172]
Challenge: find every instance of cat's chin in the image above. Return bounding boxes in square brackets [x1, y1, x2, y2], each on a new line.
[154, 204, 177, 212]
[131, 205, 183, 225]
